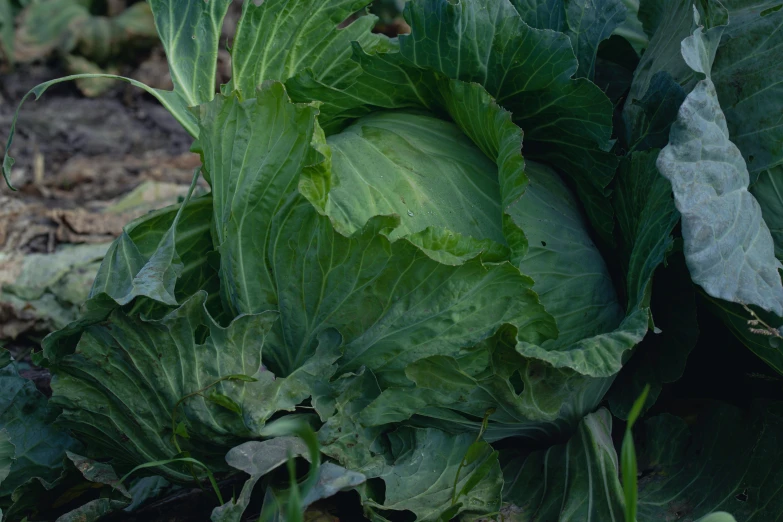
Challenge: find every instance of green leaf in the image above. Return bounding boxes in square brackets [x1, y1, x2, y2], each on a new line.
[751, 167, 783, 259]
[613, 150, 680, 310]
[622, 71, 686, 152]
[317, 369, 387, 477]
[230, 0, 381, 98]
[300, 462, 366, 507]
[621, 385, 650, 522]
[564, 0, 628, 79]
[205, 391, 242, 415]
[174, 422, 190, 440]
[510, 0, 629, 80]
[321, 110, 508, 262]
[211, 437, 309, 522]
[285, 38, 438, 134]
[55, 499, 129, 522]
[367, 428, 502, 521]
[0, 359, 78, 497]
[305, 77, 524, 266]
[148, 0, 231, 108]
[622, 0, 727, 151]
[510, 160, 628, 361]
[636, 402, 783, 521]
[627, 0, 727, 104]
[703, 296, 783, 375]
[198, 81, 320, 317]
[613, 0, 648, 53]
[0, 429, 13, 489]
[93, 170, 202, 308]
[38, 192, 220, 363]
[501, 409, 625, 521]
[270, 195, 556, 380]
[358, 338, 615, 443]
[399, 0, 619, 241]
[44, 291, 337, 481]
[713, 1, 783, 179]
[66, 452, 131, 498]
[657, 79, 783, 316]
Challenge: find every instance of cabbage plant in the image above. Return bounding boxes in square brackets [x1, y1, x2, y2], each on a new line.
[4, 0, 783, 520]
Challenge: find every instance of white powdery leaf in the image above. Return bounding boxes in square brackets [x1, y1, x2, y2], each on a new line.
[657, 79, 783, 316]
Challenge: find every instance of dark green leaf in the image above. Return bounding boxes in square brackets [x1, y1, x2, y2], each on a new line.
[713, 1, 783, 180]
[205, 391, 242, 415]
[637, 402, 783, 521]
[502, 409, 624, 521]
[44, 291, 336, 481]
[0, 359, 78, 497]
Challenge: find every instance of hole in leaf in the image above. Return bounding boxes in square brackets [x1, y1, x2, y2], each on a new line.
[509, 370, 525, 395]
[195, 324, 209, 344]
[735, 488, 749, 502]
[540, 241, 547, 247]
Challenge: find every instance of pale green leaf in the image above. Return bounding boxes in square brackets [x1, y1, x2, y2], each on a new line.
[367, 428, 502, 521]
[323, 111, 507, 260]
[198, 81, 320, 317]
[657, 79, 783, 316]
[300, 462, 366, 507]
[230, 0, 381, 98]
[270, 196, 556, 381]
[211, 437, 309, 522]
[149, 0, 231, 107]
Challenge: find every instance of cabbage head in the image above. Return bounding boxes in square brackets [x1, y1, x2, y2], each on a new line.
[10, 0, 782, 519]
